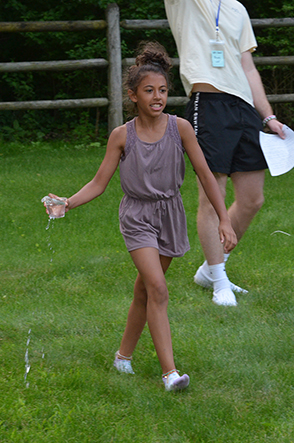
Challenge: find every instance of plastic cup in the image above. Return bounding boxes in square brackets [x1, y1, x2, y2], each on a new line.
[41, 196, 67, 219]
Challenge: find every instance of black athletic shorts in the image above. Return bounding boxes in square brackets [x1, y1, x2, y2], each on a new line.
[185, 92, 268, 174]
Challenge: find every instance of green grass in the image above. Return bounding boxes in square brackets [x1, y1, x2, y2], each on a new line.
[1, 140, 294, 442]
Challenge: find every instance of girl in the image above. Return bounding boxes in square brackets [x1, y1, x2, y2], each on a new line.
[45, 42, 237, 391]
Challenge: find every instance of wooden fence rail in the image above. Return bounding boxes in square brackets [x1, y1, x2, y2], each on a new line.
[0, 59, 108, 73]
[0, 4, 294, 132]
[0, 20, 107, 32]
[120, 17, 294, 29]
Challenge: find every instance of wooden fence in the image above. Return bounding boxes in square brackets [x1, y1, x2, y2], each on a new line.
[0, 3, 294, 132]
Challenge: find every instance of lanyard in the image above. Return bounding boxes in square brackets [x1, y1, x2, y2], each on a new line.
[210, 0, 222, 40]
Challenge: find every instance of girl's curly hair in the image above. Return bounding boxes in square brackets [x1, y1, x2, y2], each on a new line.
[123, 41, 173, 117]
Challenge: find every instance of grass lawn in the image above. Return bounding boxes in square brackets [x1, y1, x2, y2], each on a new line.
[1, 140, 294, 442]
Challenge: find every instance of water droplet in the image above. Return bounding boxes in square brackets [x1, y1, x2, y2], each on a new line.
[24, 330, 31, 385]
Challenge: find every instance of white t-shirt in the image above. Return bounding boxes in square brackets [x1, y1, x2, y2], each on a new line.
[164, 0, 257, 105]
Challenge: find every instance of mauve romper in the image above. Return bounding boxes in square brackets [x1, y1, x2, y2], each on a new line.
[119, 114, 190, 258]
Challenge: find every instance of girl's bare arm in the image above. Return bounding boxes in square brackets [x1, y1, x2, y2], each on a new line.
[50, 125, 126, 211]
[177, 118, 237, 252]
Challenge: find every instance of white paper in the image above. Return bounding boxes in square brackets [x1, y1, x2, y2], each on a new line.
[259, 125, 294, 176]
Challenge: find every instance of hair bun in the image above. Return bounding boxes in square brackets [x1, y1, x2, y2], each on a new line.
[136, 42, 172, 73]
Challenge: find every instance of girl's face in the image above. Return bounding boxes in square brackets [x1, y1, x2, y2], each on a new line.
[128, 72, 168, 117]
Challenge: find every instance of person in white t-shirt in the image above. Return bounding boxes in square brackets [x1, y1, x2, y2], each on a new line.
[164, 0, 285, 306]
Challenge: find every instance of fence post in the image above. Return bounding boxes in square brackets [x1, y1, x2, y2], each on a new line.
[107, 3, 123, 134]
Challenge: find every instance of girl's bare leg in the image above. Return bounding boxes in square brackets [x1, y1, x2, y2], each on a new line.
[119, 247, 174, 374]
[118, 273, 148, 357]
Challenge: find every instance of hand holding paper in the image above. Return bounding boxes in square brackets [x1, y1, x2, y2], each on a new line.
[259, 125, 294, 176]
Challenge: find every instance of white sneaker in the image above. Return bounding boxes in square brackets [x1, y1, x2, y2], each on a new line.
[212, 288, 238, 306]
[114, 352, 135, 374]
[194, 265, 248, 294]
[162, 370, 190, 391]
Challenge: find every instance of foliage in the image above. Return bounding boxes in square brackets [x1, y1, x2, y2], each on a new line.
[246, 0, 294, 127]
[1, 140, 294, 441]
[0, 1, 293, 140]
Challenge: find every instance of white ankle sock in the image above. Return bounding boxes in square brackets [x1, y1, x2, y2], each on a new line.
[202, 256, 229, 274]
[208, 263, 230, 292]
[201, 260, 210, 274]
[224, 253, 230, 263]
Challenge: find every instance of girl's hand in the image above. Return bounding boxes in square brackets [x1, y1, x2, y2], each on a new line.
[218, 220, 237, 253]
[42, 193, 69, 218]
[47, 193, 70, 212]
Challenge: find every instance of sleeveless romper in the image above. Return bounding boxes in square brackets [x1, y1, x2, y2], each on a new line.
[119, 114, 190, 258]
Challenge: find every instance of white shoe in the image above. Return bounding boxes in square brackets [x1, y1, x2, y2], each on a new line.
[194, 265, 248, 294]
[162, 370, 190, 391]
[212, 288, 238, 306]
[114, 351, 135, 374]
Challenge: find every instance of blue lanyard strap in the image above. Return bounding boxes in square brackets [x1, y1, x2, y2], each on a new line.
[216, 0, 221, 32]
[210, 0, 222, 37]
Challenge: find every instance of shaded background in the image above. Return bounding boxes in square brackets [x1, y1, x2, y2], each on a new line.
[0, 0, 293, 141]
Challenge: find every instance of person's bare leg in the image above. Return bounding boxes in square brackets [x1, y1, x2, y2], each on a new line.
[229, 170, 265, 241]
[197, 171, 265, 260]
[195, 171, 265, 301]
[197, 173, 228, 265]
[116, 248, 190, 390]
[119, 248, 174, 374]
[117, 274, 147, 358]
[195, 174, 238, 305]
[119, 253, 172, 359]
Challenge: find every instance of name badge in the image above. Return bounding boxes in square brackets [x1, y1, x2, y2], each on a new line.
[209, 39, 225, 68]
